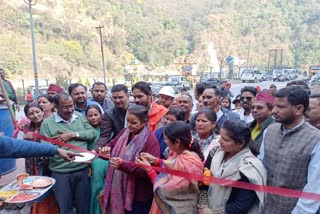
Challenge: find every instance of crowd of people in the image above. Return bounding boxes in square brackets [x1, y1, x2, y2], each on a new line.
[1, 68, 320, 214]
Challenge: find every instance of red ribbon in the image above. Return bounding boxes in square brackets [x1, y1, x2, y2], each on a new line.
[18, 128, 320, 201]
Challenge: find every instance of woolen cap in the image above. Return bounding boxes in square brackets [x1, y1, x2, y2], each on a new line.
[48, 84, 63, 93]
[256, 90, 275, 105]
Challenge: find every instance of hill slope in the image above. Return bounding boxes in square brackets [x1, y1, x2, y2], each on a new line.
[0, 0, 319, 82]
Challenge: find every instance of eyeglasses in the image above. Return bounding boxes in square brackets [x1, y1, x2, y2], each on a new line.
[240, 96, 253, 102]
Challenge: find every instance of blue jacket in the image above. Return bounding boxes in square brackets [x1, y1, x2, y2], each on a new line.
[0, 136, 57, 158]
[154, 127, 167, 159]
[215, 107, 240, 134]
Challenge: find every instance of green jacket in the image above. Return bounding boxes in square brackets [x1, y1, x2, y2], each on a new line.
[40, 112, 96, 173]
[249, 116, 275, 156]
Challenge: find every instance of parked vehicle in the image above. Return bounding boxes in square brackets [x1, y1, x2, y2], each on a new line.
[31, 86, 49, 96]
[286, 69, 298, 80]
[150, 82, 164, 96]
[240, 69, 263, 83]
[272, 69, 289, 81]
[168, 76, 187, 85]
[168, 76, 191, 89]
[309, 73, 320, 86]
[163, 82, 179, 94]
[180, 81, 191, 90]
[261, 71, 272, 81]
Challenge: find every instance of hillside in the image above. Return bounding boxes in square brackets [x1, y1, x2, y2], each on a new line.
[0, 0, 319, 84]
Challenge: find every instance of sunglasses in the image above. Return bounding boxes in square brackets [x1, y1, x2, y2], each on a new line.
[240, 96, 253, 102]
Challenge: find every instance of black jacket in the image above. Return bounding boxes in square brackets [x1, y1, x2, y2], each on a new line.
[94, 106, 127, 151]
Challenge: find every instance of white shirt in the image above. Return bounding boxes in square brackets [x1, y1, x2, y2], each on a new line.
[54, 113, 78, 125]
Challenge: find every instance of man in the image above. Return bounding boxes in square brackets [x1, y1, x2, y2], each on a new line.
[157, 86, 175, 108]
[287, 80, 311, 95]
[259, 86, 320, 214]
[40, 93, 96, 214]
[0, 136, 80, 180]
[132, 81, 168, 131]
[0, 68, 17, 105]
[306, 93, 320, 129]
[47, 83, 63, 97]
[0, 68, 19, 115]
[249, 90, 275, 155]
[68, 83, 103, 116]
[220, 81, 233, 98]
[200, 85, 239, 134]
[234, 86, 257, 124]
[176, 94, 193, 122]
[90, 82, 114, 112]
[94, 84, 130, 151]
[268, 84, 277, 97]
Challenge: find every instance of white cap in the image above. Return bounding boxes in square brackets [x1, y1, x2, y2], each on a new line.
[159, 86, 175, 98]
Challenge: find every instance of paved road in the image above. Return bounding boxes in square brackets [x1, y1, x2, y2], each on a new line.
[229, 80, 288, 97]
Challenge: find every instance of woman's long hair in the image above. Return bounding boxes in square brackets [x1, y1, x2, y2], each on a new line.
[164, 121, 204, 161]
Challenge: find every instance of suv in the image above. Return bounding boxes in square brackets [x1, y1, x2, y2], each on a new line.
[273, 69, 289, 81]
[240, 69, 263, 83]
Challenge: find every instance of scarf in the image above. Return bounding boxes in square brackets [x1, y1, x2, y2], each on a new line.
[208, 147, 267, 214]
[193, 132, 218, 160]
[104, 126, 150, 214]
[151, 151, 203, 214]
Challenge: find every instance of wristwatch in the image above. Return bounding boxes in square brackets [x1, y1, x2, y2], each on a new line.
[75, 132, 80, 138]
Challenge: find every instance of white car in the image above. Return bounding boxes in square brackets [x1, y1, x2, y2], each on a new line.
[241, 69, 263, 83]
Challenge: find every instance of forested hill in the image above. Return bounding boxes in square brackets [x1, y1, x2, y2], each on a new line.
[0, 0, 319, 81]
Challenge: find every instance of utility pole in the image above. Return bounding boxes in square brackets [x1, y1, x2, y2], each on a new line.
[246, 40, 251, 68]
[96, 26, 106, 84]
[24, 0, 39, 98]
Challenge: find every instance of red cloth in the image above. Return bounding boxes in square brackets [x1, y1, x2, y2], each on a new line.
[149, 102, 168, 132]
[256, 91, 275, 105]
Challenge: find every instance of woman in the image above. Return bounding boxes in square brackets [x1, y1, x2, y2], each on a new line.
[201, 120, 266, 214]
[85, 105, 109, 214]
[37, 94, 55, 117]
[154, 107, 185, 159]
[101, 105, 160, 214]
[193, 109, 219, 160]
[136, 121, 204, 214]
[23, 103, 60, 214]
[221, 97, 231, 110]
[22, 103, 46, 175]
